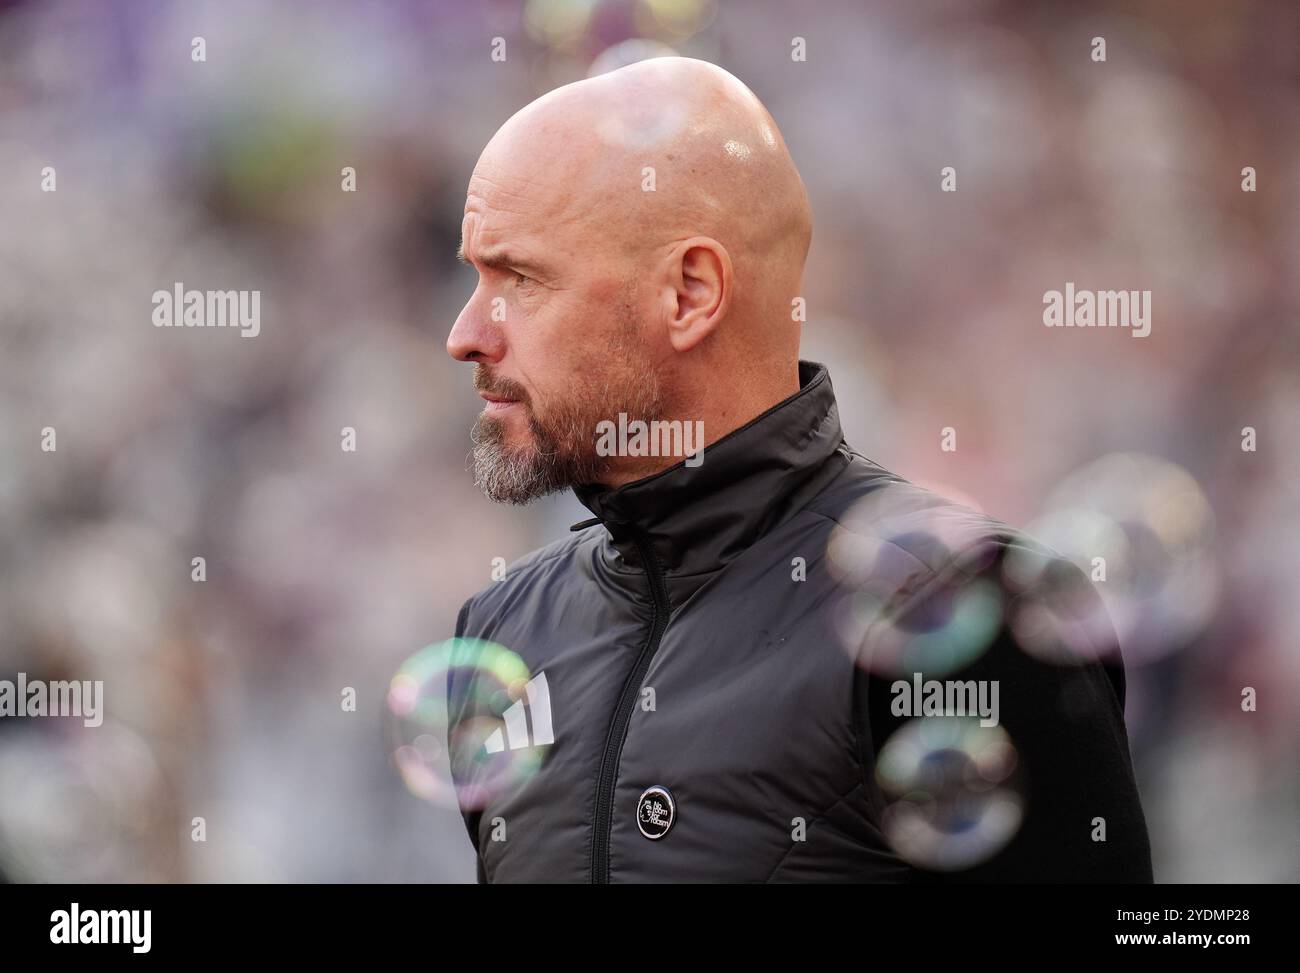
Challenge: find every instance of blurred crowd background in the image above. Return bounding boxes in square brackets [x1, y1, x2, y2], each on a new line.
[0, 0, 1297, 883]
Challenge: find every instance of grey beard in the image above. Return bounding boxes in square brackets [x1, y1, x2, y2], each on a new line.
[473, 364, 665, 504]
[468, 339, 665, 504]
[471, 409, 611, 505]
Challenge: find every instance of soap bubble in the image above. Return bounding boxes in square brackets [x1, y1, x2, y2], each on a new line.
[386, 638, 545, 811]
[1011, 453, 1219, 664]
[876, 716, 1024, 871]
[829, 488, 1007, 678]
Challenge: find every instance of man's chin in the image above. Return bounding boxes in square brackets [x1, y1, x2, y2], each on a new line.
[468, 407, 615, 503]
[471, 439, 562, 506]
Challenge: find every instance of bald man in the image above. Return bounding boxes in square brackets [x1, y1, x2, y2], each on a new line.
[446, 57, 1151, 884]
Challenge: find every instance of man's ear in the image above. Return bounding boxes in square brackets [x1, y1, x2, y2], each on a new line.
[664, 237, 732, 352]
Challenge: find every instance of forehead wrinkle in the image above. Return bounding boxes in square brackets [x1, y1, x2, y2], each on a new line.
[467, 169, 543, 204]
[467, 171, 581, 256]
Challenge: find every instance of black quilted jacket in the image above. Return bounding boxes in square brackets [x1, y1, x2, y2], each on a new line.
[450, 361, 1152, 883]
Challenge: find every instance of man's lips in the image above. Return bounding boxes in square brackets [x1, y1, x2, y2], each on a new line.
[479, 391, 522, 411]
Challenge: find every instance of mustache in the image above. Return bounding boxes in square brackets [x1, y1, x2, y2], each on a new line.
[473, 365, 531, 406]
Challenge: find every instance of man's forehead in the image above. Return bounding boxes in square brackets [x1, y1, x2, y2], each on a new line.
[465, 168, 554, 235]
[459, 191, 562, 275]
[463, 161, 591, 256]
[460, 209, 535, 261]
[467, 115, 606, 213]
[466, 162, 535, 208]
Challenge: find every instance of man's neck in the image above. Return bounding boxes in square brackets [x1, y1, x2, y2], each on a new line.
[596, 367, 802, 489]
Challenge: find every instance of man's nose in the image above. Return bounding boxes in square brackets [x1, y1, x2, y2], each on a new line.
[447, 291, 506, 363]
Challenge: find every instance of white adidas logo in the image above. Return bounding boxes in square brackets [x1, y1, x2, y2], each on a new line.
[484, 672, 554, 753]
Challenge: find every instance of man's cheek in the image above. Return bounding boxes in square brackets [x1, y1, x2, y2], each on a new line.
[544, 287, 599, 332]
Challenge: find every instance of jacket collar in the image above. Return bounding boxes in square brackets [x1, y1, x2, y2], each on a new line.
[571, 361, 849, 586]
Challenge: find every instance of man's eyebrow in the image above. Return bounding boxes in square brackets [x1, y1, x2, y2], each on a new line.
[457, 241, 547, 276]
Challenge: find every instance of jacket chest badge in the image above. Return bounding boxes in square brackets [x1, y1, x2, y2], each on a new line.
[636, 785, 675, 839]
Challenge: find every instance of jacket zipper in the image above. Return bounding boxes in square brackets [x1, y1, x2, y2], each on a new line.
[590, 530, 670, 883]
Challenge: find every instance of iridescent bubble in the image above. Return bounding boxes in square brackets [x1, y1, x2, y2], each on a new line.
[876, 717, 1023, 871]
[635, 0, 718, 39]
[836, 576, 1005, 679]
[386, 639, 545, 811]
[1000, 528, 1123, 664]
[1009, 453, 1219, 664]
[829, 487, 1007, 678]
[524, 0, 597, 47]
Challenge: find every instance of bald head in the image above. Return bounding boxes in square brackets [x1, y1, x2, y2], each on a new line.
[476, 58, 811, 317]
[449, 57, 813, 501]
